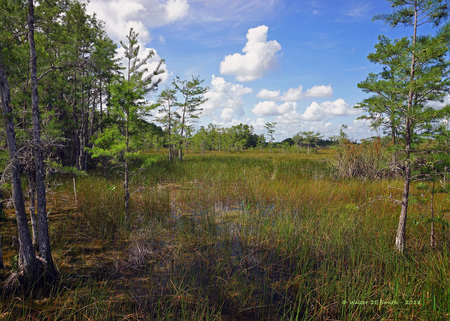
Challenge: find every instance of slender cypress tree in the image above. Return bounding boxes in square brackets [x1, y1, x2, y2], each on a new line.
[28, 0, 56, 275]
[173, 76, 208, 160]
[359, 0, 450, 252]
[0, 63, 39, 284]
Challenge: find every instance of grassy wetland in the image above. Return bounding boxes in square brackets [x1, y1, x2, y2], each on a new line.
[0, 150, 449, 320]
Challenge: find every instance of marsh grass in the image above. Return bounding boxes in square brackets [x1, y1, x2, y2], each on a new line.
[0, 150, 449, 320]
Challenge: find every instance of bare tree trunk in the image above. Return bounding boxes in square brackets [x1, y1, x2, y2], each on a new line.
[178, 108, 186, 161]
[78, 89, 86, 171]
[168, 122, 173, 161]
[430, 180, 436, 248]
[0, 232, 3, 269]
[88, 86, 95, 147]
[178, 140, 183, 160]
[28, 0, 56, 276]
[0, 182, 3, 268]
[395, 149, 410, 253]
[124, 109, 130, 221]
[1, 64, 39, 283]
[100, 79, 104, 133]
[0, 174, 4, 220]
[124, 157, 129, 221]
[27, 172, 38, 249]
[72, 103, 80, 169]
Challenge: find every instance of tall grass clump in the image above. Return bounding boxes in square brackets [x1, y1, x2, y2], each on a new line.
[330, 138, 395, 180]
[76, 176, 126, 239]
[2, 150, 449, 320]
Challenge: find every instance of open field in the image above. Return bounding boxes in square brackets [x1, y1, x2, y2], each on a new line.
[1, 150, 449, 320]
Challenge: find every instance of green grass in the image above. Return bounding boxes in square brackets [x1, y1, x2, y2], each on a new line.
[0, 150, 449, 320]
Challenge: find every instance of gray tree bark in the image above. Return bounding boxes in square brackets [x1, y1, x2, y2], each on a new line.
[28, 0, 56, 276]
[125, 109, 130, 221]
[0, 232, 3, 269]
[0, 64, 39, 283]
[0, 177, 3, 269]
[27, 172, 38, 249]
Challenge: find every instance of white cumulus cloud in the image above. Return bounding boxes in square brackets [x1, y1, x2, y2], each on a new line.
[220, 25, 282, 82]
[258, 84, 333, 102]
[281, 85, 303, 102]
[257, 89, 280, 100]
[87, 1, 175, 86]
[87, 0, 189, 43]
[300, 99, 360, 121]
[426, 94, 450, 109]
[281, 84, 333, 101]
[251, 101, 296, 117]
[304, 85, 333, 98]
[201, 75, 253, 121]
[164, 0, 190, 22]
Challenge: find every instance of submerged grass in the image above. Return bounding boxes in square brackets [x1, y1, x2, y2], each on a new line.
[0, 150, 449, 320]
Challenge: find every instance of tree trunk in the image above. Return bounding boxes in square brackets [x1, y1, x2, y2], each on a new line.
[178, 107, 186, 161]
[394, 4, 418, 254]
[0, 174, 4, 221]
[27, 172, 38, 249]
[0, 180, 3, 268]
[168, 121, 173, 161]
[395, 148, 410, 253]
[100, 79, 104, 133]
[390, 125, 398, 174]
[87, 84, 96, 168]
[28, 0, 56, 276]
[124, 157, 129, 221]
[430, 180, 436, 248]
[124, 109, 130, 221]
[72, 103, 80, 169]
[78, 86, 86, 171]
[0, 232, 3, 269]
[178, 139, 183, 160]
[1, 64, 39, 283]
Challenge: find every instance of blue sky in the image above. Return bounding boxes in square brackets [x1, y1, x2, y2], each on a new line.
[86, 0, 423, 141]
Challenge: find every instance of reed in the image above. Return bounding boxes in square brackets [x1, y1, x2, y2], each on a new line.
[0, 150, 448, 320]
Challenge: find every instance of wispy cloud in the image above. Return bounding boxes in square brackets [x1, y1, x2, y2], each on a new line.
[343, 2, 373, 19]
[345, 3, 372, 17]
[188, 0, 281, 25]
